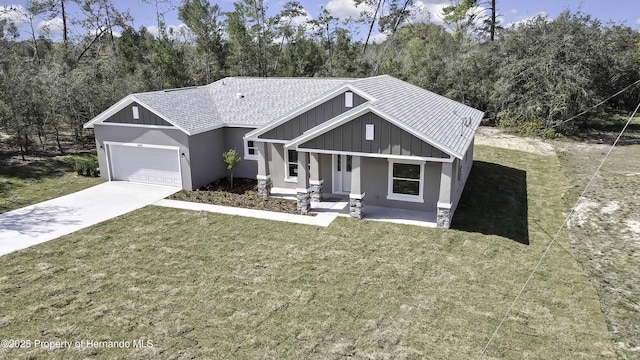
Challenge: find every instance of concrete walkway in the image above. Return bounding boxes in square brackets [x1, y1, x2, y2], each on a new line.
[0, 182, 179, 257]
[154, 199, 338, 227]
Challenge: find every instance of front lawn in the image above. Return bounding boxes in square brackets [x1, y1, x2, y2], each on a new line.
[0, 146, 614, 359]
[0, 155, 103, 213]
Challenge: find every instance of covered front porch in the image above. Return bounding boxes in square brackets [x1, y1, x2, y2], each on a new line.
[269, 190, 438, 228]
[254, 142, 455, 228]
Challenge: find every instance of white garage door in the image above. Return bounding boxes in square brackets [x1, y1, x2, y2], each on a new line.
[108, 144, 182, 187]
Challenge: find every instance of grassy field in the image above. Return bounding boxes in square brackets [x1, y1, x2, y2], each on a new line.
[0, 155, 103, 214]
[556, 139, 640, 360]
[0, 146, 615, 359]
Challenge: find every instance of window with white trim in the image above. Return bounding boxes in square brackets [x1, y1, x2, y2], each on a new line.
[244, 140, 258, 160]
[387, 160, 424, 203]
[132, 106, 139, 120]
[286, 149, 298, 179]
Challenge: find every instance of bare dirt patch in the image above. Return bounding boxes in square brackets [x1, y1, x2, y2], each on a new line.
[476, 125, 640, 359]
[474, 126, 557, 156]
[556, 140, 640, 359]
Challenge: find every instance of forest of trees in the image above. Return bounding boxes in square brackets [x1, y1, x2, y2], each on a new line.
[1, 0, 640, 157]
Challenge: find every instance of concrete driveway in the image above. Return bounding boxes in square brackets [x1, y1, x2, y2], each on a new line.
[0, 182, 179, 257]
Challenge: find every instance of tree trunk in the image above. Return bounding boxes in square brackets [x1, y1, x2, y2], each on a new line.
[61, 0, 68, 46]
[362, 0, 384, 56]
[490, 0, 496, 41]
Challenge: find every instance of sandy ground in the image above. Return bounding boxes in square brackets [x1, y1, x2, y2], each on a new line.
[474, 126, 557, 156]
[477, 126, 640, 358]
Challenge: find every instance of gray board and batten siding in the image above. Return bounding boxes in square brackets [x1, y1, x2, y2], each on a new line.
[260, 92, 367, 140]
[104, 102, 172, 126]
[299, 111, 449, 158]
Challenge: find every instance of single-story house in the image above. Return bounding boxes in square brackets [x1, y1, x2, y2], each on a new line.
[84, 75, 484, 228]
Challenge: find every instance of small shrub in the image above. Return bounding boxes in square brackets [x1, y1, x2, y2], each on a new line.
[73, 157, 100, 177]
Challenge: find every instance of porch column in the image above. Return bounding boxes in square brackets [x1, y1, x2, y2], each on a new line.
[437, 161, 453, 229]
[309, 153, 323, 202]
[296, 151, 311, 214]
[349, 156, 364, 219]
[256, 142, 271, 197]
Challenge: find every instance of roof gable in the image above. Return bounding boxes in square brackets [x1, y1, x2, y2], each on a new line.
[296, 109, 449, 159]
[104, 101, 173, 126]
[257, 90, 368, 141]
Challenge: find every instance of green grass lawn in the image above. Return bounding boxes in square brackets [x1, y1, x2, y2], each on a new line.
[0, 155, 103, 213]
[0, 146, 615, 359]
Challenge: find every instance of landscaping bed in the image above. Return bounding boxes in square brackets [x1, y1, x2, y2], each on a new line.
[169, 177, 301, 215]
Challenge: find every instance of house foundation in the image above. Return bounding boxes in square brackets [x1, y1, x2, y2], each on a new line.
[349, 193, 364, 219]
[297, 190, 311, 214]
[257, 176, 271, 197]
[436, 204, 452, 229]
[310, 180, 323, 202]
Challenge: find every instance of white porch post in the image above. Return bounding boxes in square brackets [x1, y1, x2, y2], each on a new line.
[437, 161, 453, 228]
[349, 155, 364, 219]
[309, 153, 323, 202]
[256, 142, 271, 197]
[296, 151, 311, 214]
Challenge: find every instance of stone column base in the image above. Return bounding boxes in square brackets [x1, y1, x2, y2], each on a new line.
[297, 190, 311, 215]
[436, 203, 452, 229]
[257, 176, 271, 198]
[310, 180, 323, 202]
[349, 193, 364, 219]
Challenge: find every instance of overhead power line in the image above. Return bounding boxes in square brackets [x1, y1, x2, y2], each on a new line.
[478, 100, 640, 359]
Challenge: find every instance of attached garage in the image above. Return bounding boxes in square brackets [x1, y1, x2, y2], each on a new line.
[106, 142, 182, 188]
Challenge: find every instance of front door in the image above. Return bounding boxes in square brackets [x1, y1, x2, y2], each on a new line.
[334, 154, 352, 194]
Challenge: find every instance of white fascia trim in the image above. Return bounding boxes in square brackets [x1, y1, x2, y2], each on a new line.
[246, 138, 288, 144]
[309, 179, 324, 186]
[96, 122, 177, 130]
[296, 148, 453, 163]
[285, 105, 374, 148]
[245, 84, 377, 139]
[256, 175, 271, 180]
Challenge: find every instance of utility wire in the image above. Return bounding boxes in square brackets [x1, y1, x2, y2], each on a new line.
[552, 78, 640, 128]
[477, 100, 640, 359]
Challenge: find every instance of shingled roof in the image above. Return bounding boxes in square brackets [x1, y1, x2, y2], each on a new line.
[85, 75, 484, 159]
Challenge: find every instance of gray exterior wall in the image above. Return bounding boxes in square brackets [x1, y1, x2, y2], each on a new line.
[105, 102, 172, 126]
[93, 124, 193, 189]
[187, 129, 225, 189]
[452, 136, 474, 213]
[268, 143, 296, 190]
[360, 157, 441, 213]
[260, 91, 367, 140]
[299, 112, 449, 158]
[223, 127, 258, 180]
[319, 153, 333, 194]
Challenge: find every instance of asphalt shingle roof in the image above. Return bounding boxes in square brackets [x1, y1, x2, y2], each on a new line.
[101, 75, 484, 159]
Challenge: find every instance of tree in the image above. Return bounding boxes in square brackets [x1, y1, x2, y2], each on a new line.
[178, 0, 226, 83]
[442, 0, 499, 41]
[223, 149, 242, 189]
